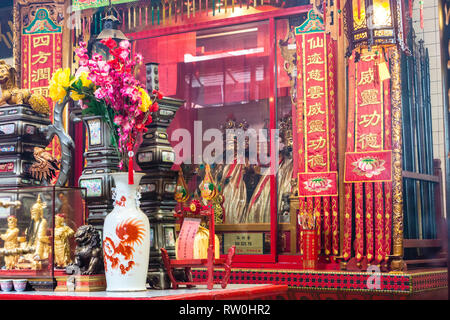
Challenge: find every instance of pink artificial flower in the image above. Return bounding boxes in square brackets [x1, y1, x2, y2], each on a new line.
[114, 115, 124, 125]
[119, 49, 129, 61]
[97, 61, 110, 74]
[78, 57, 89, 66]
[119, 40, 130, 49]
[92, 53, 103, 61]
[75, 46, 87, 58]
[74, 66, 90, 78]
[100, 38, 117, 49]
[94, 88, 107, 99]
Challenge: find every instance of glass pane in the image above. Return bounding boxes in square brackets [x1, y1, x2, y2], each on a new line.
[0, 186, 85, 283]
[276, 18, 299, 255]
[136, 21, 272, 255]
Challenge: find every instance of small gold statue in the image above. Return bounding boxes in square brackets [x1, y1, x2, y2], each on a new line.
[18, 194, 50, 270]
[0, 215, 20, 270]
[54, 214, 74, 268]
[0, 60, 49, 114]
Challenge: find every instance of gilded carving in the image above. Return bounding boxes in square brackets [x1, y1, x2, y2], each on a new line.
[388, 46, 406, 272]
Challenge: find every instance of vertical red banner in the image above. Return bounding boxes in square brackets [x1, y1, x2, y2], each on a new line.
[344, 47, 393, 263]
[295, 10, 338, 259]
[21, 8, 63, 171]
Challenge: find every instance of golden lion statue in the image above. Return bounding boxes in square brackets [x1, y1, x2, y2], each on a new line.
[0, 60, 49, 114]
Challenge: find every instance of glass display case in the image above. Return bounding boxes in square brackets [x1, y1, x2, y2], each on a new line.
[136, 21, 274, 259]
[0, 186, 86, 290]
[134, 15, 308, 263]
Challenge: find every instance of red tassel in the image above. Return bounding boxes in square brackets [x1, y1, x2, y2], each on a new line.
[127, 143, 134, 185]
[128, 153, 134, 185]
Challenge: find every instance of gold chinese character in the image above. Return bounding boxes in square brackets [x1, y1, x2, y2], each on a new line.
[357, 133, 381, 150]
[307, 102, 325, 116]
[359, 110, 381, 128]
[360, 89, 380, 106]
[32, 35, 50, 48]
[31, 67, 51, 82]
[31, 87, 49, 97]
[307, 36, 324, 50]
[307, 69, 324, 82]
[358, 68, 375, 85]
[306, 53, 325, 65]
[308, 119, 325, 133]
[31, 51, 51, 65]
[307, 86, 324, 99]
[360, 53, 377, 62]
[308, 154, 327, 168]
[308, 136, 327, 150]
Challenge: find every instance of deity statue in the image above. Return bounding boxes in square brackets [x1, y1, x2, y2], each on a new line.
[244, 164, 271, 223]
[54, 214, 75, 269]
[243, 114, 294, 223]
[192, 226, 220, 259]
[0, 215, 20, 270]
[218, 117, 248, 224]
[18, 194, 50, 270]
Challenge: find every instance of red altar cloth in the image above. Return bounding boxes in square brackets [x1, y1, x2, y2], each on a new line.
[0, 284, 287, 300]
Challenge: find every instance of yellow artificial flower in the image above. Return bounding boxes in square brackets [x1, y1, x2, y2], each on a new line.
[49, 80, 67, 103]
[78, 71, 92, 88]
[49, 68, 72, 103]
[138, 87, 152, 112]
[54, 68, 72, 88]
[70, 91, 85, 101]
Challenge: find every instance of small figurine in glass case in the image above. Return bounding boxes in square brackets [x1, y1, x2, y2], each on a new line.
[0, 215, 20, 269]
[18, 194, 50, 270]
[54, 213, 75, 268]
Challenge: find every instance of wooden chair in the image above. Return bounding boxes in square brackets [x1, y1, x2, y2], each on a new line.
[160, 202, 235, 290]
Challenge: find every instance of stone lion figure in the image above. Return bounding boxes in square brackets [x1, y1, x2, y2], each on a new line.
[0, 60, 49, 114]
[66, 225, 104, 275]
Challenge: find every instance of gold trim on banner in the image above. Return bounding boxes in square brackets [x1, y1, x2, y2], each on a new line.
[388, 46, 406, 272]
[302, 34, 308, 172]
[324, 34, 330, 172]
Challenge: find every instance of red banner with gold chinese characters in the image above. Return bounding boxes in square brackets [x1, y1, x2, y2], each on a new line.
[343, 47, 393, 264]
[295, 10, 338, 257]
[21, 8, 63, 178]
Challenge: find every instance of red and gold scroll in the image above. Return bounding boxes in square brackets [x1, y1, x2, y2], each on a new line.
[344, 47, 393, 263]
[295, 10, 338, 257]
[21, 8, 63, 180]
[302, 229, 318, 270]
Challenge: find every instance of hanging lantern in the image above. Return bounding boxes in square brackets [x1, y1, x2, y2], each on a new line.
[88, 1, 130, 60]
[344, 0, 409, 53]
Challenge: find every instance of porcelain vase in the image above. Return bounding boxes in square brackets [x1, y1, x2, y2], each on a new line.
[103, 172, 150, 291]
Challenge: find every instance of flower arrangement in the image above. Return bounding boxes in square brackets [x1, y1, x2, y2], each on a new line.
[49, 38, 162, 184]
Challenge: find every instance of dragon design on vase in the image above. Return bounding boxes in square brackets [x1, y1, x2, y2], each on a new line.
[103, 217, 146, 275]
